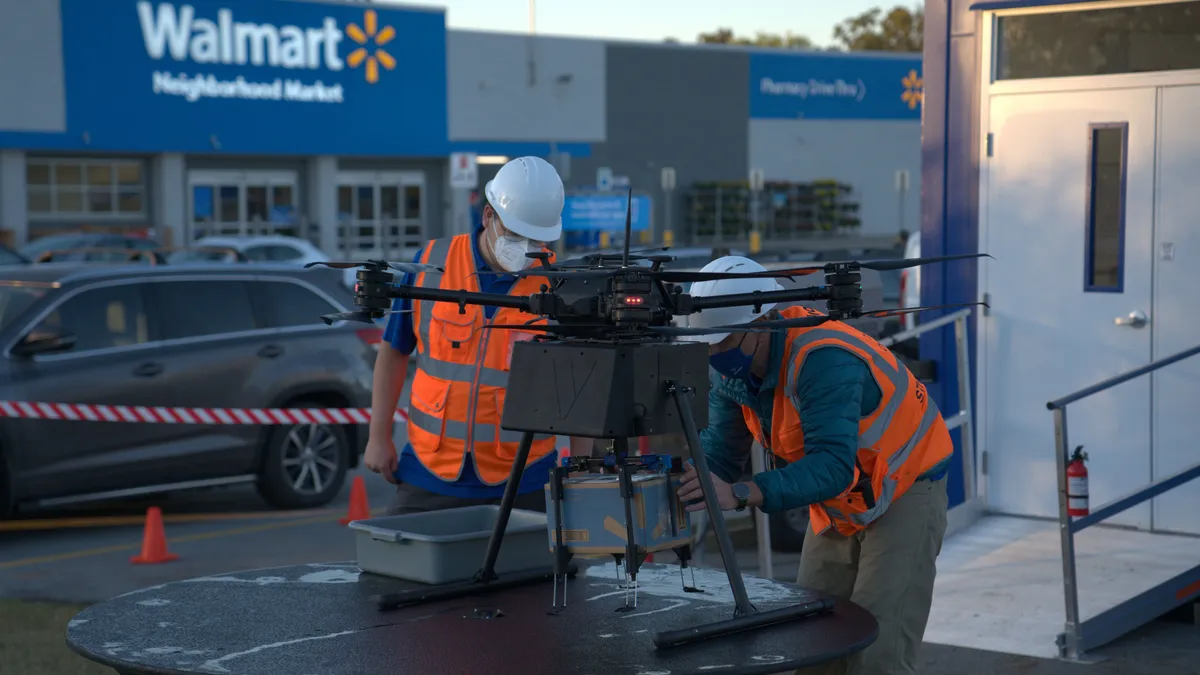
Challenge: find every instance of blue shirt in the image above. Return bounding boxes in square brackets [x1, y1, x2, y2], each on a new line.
[383, 226, 559, 498]
[700, 330, 949, 514]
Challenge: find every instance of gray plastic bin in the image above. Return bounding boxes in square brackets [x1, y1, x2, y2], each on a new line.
[348, 505, 553, 585]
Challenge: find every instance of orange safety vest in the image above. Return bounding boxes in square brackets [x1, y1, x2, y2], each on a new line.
[740, 306, 953, 536]
[407, 234, 558, 485]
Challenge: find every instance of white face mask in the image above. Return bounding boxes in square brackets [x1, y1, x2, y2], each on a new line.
[488, 216, 535, 272]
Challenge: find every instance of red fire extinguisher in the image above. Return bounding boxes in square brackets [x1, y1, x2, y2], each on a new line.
[1066, 445, 1089, 517]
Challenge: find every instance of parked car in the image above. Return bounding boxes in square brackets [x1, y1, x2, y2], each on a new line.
[33, 247, 167, 265]
[190, 235, 356, 288]
[19, 233, 161, 261]
[0, 245, 29, 266]
[0, 263, 379, 517]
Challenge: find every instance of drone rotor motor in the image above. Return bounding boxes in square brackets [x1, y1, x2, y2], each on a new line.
[824, 263, 865, 320]
[354, 265, 397, 318]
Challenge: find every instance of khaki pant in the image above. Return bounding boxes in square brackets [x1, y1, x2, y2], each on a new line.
[793, 476, 948, 675]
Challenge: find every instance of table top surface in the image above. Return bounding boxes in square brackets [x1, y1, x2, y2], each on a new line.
[67, 561, 878, 675]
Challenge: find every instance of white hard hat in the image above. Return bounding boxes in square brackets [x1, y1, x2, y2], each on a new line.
[678, 256, 783, 345]
[483, 156, 565, 242]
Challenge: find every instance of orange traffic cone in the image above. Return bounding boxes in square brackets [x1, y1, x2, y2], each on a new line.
[130, 506, 179, 564]
[339, 475, 371, 525]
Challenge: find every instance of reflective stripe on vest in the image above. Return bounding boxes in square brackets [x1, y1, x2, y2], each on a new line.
[742, 309, 952, 536]
[408, 234, 556, 485]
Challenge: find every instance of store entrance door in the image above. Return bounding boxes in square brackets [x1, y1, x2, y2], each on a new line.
[188, 170, 300, 241]
[336, 171, 426, 259]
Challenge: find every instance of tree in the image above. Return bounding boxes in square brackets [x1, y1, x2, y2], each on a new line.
[696, 27, 815, 50]
[832, 5, 923, 52]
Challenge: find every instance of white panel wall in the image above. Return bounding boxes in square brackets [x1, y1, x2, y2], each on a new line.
[748, 119, 921, 237]
[447, 31, 606, 143]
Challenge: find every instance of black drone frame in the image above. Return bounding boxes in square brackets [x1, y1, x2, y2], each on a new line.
[310, 188, 988, 649]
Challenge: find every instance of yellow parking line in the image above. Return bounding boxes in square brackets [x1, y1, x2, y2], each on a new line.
[0, 506, 388, 570]
[0, 508, 341, 532]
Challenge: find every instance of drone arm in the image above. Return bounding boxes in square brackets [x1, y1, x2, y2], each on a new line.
[390, 285, 533, 313]
[683, 286, 831, 313]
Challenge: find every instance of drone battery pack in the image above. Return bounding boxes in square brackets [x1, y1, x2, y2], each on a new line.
[545, 473, 692, 555]
[502, 340, 710, 439]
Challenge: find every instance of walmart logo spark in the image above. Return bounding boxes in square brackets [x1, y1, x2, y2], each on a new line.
[902, 69, 923, 110]
[346, 10, 395, 84]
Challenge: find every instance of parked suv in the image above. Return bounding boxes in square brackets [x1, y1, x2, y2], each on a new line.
[0, 263, 378, 516]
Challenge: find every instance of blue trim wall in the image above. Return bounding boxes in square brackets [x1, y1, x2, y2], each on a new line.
[921, 0, 983, 509]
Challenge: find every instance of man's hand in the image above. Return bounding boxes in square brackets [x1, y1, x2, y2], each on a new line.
[676, 462, 739, 512]
[363, 435, 399, 484]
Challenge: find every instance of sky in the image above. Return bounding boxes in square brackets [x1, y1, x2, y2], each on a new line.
[376, 0, 901, 48]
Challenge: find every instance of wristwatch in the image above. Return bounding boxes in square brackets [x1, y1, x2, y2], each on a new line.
[732, 482, 752, 511]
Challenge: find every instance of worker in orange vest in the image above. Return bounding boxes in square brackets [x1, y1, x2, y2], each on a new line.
[675, 256, 952, 675]
[364, 156, 588, 515]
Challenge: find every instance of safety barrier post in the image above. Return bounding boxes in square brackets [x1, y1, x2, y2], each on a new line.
[749, 443, 773, 579]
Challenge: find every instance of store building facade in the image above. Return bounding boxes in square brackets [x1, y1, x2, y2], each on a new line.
[0, 0, 925, 256]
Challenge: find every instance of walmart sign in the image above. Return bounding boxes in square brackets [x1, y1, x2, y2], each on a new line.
[749, 52, 923, 121]
[47, 0, 448, 154]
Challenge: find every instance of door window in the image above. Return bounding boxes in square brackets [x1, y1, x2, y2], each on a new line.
[242, 245, 302, 262]
[26, 284, 151, 353]
[154, 281, 259, 339]
[1084, 124, 1128, 292]
[250, 281, 339, 328]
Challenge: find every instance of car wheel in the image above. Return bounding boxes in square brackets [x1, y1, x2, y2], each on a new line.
[769, 507, 809, 553]
[256, 402, 350, 510]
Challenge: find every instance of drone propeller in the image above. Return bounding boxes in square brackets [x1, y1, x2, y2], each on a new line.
[318, 307, 411, 326]
[646, 302, 988, 337]
[480, 252, 991, 281]
[305, 260, 443, 274]
[652, 253, 993, 283]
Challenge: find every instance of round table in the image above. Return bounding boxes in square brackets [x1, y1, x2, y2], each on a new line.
[67, 561, 877, 675]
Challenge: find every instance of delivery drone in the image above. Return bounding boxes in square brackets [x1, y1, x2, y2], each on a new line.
[307, 189, 985, 648]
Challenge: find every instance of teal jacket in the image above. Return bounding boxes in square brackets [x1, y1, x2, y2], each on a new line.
[699, 329, 950, 514]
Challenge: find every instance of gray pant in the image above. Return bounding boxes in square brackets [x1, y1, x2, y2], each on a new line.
[793, 476, 948, 675]
[387, 481, 548, 516]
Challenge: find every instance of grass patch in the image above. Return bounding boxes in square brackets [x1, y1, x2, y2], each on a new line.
[0, 600, 110, 675]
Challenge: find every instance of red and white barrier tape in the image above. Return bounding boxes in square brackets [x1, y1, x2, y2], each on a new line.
[0, 401, 409, 426]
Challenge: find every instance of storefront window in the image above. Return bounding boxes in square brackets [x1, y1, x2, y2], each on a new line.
[996, 2, 1200, 81]
[26, 159, 147, 218]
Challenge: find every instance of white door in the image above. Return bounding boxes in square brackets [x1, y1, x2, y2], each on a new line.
[1152, 84, 1200, 536]
[336, 171, 426, 259]
[187, 171, 299, 241]
[982, 89, 1156, 528]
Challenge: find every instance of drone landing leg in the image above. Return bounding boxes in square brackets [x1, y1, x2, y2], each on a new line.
[548, 465, 573, 615]
[475, 430, 536, 584]
[672, 545, 703, 593]
[617, 454, 641, 612]
[667, 382, 755, 617]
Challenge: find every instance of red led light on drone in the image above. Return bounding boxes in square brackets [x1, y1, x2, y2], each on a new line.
[621, 295, 646, 305]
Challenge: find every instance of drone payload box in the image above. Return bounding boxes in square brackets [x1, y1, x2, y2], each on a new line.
[503, 340, 711, 439]
[545, 473, 692, 555]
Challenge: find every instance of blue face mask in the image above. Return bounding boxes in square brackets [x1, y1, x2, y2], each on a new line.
[710, 337, 753, 380]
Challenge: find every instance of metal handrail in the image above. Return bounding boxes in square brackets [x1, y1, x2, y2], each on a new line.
[878, 308, 972, 347]
[1047, 343, 1200, 410]
[1049, 341, 1200, 660]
